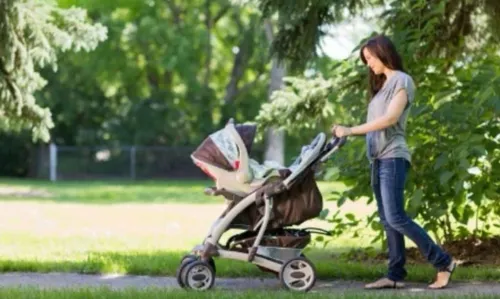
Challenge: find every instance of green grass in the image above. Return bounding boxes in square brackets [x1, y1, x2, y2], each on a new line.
[0, 178, 347, 204]
[0, 178, 218, 204]
[1, 287, 498, 299]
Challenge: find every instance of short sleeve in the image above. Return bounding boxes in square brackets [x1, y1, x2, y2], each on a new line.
[392, 73, 415, 104]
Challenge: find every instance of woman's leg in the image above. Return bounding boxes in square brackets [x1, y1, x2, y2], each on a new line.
[378, 158, 452, 271]
[373, 160, 407, 282]
[365, 160, 406, 289]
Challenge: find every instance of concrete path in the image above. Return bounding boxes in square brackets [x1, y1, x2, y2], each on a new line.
[0, 272, 499, 296]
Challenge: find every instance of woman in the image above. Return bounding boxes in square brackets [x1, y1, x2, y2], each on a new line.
[332, 34, 456, 289]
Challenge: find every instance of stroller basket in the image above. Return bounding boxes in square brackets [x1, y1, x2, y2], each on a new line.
[225, 227, 331, 271]
[226, 228, 311, 269]
[226, 228, 311, 251]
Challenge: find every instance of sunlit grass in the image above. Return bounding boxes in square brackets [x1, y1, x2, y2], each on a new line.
[0, 178, 215, 204]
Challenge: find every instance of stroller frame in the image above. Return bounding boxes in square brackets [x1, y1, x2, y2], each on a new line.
[176, 125, 346, 292]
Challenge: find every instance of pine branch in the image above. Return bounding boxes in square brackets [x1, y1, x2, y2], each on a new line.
[0, 0, 107, 141]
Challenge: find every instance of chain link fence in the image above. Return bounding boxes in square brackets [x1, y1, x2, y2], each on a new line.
[34, 144, 211, 180]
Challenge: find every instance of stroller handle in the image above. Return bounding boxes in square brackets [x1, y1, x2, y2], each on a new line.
[281, 134, 347, 189]
[328, 136, 347, 148]
[317, 135, 347, 164]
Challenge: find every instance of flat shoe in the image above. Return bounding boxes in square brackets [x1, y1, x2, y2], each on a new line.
[365, 278, 405, 289]
[428, 259, 457, 289]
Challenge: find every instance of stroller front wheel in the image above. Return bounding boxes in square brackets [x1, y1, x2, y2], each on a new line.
[176, 256, 195, 288]
[279, 256, 316, 292]
[180, 260, 216, 291]
[180, 254, 197, 264]
[179, 254, 216, 274]
[176, 255, 216, 289]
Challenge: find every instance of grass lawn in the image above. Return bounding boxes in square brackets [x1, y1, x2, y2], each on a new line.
[1, 287, 499, 299]
[0, 178, 498, 284]
[0, 178, 217, 204]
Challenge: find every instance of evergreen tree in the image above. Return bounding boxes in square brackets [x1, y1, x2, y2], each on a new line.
[0, 0, 107, 141]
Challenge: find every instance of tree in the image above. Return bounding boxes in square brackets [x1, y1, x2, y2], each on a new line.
[263, 19, 286, 165]
[36, 0, 272, 147]
[0, 0, 107, 142]
[252, 0, 500, 245]
[249, 0, 500, 69]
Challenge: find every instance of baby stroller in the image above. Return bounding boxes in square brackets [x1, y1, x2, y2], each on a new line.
[176, 119, 346, 292]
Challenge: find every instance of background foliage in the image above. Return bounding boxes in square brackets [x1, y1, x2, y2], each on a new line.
[1, 0, 498, 245]
[252, 0, 500, 245]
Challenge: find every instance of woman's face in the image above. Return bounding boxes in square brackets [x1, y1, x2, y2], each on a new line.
[363, 47, 385, 75]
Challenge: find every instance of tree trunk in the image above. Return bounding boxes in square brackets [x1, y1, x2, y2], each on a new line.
[218, 13, 256, 127]
[203, 0, 212, 88]
[263, 20, 286, 166]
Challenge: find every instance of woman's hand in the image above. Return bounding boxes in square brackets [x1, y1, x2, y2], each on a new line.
[331, 125, 352, 138]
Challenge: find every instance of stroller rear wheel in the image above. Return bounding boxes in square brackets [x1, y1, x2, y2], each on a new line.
[279, 256, 316, 292]
[257, 253, 306, 277]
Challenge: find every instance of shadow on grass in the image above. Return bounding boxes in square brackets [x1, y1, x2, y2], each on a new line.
[0, 249, 498, 283]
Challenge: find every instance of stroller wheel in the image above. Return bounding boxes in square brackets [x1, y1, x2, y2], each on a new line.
[182, 260, 216, 291]
[279, 256, 316, 292]
[176, 255, 217, 288]
[176, 256, 196, 288]
[180, 254, 197, 265]
[257, 253, 305, 277]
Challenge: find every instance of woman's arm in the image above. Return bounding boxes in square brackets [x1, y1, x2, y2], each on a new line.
[333, 89, 408, 137]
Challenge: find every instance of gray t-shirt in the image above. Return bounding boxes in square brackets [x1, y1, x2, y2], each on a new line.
[366, 70, 415, 163]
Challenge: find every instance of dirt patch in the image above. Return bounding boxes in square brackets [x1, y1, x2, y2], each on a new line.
[403, 236, 500, 266]
[0, 186, 52, 198]
[354, 236, 500, 266]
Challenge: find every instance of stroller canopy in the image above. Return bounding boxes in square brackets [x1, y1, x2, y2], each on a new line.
[192, 123, 257, 171]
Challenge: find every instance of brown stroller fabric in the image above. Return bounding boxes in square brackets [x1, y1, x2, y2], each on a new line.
[192, 137, 233, 171]
[220, 168, 323, 230]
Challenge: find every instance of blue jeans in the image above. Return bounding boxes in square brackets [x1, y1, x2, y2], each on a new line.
[371, 158, 451, 281]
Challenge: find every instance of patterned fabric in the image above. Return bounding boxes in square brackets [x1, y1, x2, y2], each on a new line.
[209, 128, 284, 180]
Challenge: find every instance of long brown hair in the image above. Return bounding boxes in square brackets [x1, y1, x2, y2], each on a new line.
[360, 35, 404, 98]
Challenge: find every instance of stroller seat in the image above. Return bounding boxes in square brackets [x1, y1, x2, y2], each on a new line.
[191, 120, 327, 197]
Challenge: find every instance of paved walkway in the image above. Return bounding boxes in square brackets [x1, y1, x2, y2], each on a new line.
[0, 272, 499, 295]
